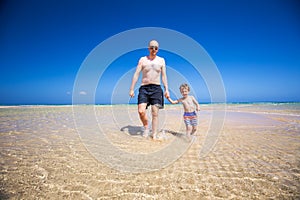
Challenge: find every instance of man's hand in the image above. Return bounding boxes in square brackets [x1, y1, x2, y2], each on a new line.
[164, 90, 170, 99]
[129, 90, 135, 98]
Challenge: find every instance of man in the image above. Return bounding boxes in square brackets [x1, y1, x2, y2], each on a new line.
[129, 40, 170, 140]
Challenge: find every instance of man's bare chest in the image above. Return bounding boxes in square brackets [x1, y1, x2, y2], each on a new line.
[142, 61, 162, 73]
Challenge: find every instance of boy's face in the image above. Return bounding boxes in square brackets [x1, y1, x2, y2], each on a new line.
[180, 88, 189, 97]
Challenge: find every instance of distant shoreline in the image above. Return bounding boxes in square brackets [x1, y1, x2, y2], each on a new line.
[0, 101, 300, 107]
[0, 102, 300, 109]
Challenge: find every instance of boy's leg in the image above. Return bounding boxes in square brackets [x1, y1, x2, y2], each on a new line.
[184, 117, 192, 137]
[186, 124, 193, 136]
[191, 126, 197, 135]
[191, 114, 198, 135]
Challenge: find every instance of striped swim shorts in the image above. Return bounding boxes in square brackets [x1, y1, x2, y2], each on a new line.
[183, 111, 198, 126]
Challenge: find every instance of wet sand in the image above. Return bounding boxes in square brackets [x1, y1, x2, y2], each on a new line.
[0, 104, 299, 199]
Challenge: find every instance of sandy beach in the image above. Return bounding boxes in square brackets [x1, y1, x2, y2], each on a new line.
[0, 104, 299, 199]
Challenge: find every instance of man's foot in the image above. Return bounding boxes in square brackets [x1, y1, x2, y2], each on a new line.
[160, 130, 168, 140]
[142, 128, 150, 138]
[152, 134, 163, 141]
[152, 134, 158, 140]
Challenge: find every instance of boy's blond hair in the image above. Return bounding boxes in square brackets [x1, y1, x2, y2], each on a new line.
[179, 83, 190, 92]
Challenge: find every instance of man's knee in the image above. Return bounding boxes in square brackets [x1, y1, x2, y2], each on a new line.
[138, 104, 147, 116]
[138, 109, 146, 116]
[152, 112, 158, 118]
[151, 107, 159, 118]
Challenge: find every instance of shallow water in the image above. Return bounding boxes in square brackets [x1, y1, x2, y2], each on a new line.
[0, 104, 299, 199]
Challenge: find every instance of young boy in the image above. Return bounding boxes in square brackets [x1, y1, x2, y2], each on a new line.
[167, 83, 200, 139]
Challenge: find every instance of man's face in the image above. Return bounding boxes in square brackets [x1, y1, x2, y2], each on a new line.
[148, 41, 159, 55]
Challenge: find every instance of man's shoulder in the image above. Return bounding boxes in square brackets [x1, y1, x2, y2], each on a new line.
[138, 56, 148, 64]
[139, 56, 165, 62]
[139, 56, 148, 60]
[156, 55, 165, 61]
[155, 56, 165, 65]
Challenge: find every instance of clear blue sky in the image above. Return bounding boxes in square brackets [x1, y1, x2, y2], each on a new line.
[1, 0, 299, 105]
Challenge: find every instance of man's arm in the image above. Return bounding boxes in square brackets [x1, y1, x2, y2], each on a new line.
[129, 59, 142, 97]
[161, 60, 169, 98]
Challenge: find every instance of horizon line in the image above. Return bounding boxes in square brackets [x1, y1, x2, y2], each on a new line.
[1, 101, 300, 107]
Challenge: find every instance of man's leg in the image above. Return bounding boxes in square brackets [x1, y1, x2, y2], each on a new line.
[151, 105, 159, 139]
[138, 103, 149, 136]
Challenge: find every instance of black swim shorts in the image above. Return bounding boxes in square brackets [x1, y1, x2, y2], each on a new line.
[138, 84, 164, 109]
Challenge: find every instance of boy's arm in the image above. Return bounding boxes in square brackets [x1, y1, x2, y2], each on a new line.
[167, 97, 179, 104]
[192, 96, 200, 111]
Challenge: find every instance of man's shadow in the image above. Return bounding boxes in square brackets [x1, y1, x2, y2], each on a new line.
[120, 125, 143, 136]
